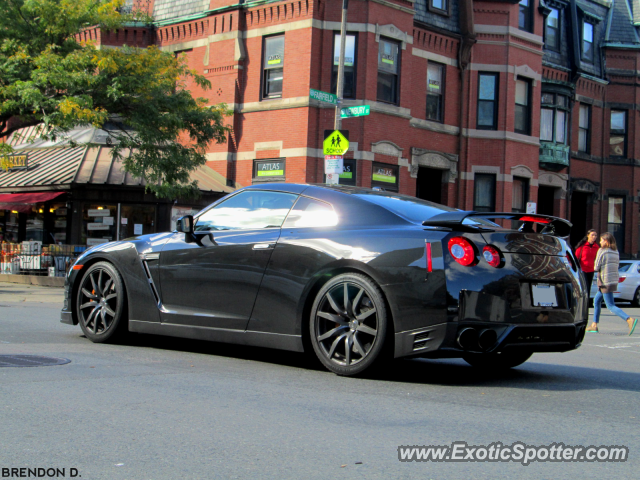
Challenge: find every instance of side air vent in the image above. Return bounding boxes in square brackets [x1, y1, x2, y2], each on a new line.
[141, 260, 161, 306]
[412, 331, 431, 351]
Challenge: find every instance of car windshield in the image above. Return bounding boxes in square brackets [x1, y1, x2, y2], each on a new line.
[354, 191, 497, 226]
[619, 263, 632, 273]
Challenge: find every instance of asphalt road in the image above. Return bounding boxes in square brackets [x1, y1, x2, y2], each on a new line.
[1, 282, 639, 480]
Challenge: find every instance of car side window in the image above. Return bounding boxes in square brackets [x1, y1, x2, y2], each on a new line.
[283, 196, 338, 228]
[195, 191, 298, 231]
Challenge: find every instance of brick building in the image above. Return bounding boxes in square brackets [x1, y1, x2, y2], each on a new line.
[88, 0, 640, 256]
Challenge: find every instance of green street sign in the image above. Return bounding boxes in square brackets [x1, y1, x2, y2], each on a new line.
[341, 105, 370, 118]
[323, 130, 349, 155]
[310, 89, 337, 105]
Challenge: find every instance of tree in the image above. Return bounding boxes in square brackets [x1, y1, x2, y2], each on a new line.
[0, 0, 232, 198]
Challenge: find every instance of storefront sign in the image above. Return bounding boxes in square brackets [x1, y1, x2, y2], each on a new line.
[87, 238, 109, 246]
[88, 209, 110, 217]
[1, 154, 28, 172]
[255, 160, 285, 178]
[371, 162, 399, 191]
[87, 223, 110, 230]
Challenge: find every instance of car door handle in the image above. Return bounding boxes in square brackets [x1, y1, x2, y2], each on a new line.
[253, 243, 275, 250]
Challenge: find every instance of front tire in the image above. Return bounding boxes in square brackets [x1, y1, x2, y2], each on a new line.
[76, 261, 128, 343]
[310, 273, 388, 376]
[463, 350, 533, 369]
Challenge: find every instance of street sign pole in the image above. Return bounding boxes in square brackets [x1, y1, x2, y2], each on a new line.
[334, 0, 348, 130]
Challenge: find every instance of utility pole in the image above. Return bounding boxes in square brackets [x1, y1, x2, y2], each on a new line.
[333, 0, 348, 130]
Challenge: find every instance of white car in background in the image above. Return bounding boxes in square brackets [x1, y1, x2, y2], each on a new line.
[590, 261, 640, 305]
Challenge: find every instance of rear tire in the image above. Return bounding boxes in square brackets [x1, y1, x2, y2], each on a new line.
[463, 350, 533, 369]
[309, 273, 388, 376]
[76, 261, 128, 343]
[633, 288, 640, 307]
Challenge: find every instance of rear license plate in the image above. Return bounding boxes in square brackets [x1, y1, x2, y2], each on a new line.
[531, 283, 558, 307]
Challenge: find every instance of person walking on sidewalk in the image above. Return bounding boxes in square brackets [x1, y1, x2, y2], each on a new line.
[587, 232, 638, 335]
[575, 229, 599, 292]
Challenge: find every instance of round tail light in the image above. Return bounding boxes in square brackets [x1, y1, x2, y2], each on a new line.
[448, 237, 477, 266]
[482, 245, 502, 268]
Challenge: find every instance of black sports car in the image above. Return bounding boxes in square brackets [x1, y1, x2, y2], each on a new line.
[61, 184, 588, 375]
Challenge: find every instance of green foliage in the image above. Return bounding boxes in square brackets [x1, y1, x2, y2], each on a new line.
[0, 0, 232, 198]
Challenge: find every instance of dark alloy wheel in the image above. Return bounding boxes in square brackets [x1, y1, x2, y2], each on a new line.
[463, 350, 533, 369]
[76, 262, 127, 343]
[310, 273, 388, 376]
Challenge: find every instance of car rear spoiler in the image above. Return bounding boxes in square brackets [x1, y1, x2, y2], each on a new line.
[422, 211, 572, 237]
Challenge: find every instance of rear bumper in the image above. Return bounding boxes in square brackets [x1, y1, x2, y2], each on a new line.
[395, 321, 587, 358]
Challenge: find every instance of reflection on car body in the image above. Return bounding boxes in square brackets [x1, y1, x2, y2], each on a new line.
[60, 184, 588, 376]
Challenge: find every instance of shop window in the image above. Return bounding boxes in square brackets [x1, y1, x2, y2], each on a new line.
[82, 205, 117, 247]
[608, 196, 625, 251]
[428, 0, 449, 15]
[331, 33, 357, 99]
[512, 177, 529, 213]
[119, 204, 156, 241]
[578, 104, 591, 153]
[540, 93, 569, 143]
[519, 0, 533, 32]
[371, 162, 399, 192]
[263, 35, 284, 99]
[1, 211, 19, 243]
[253, 159, 286, 183]
[582, 22, 594, 63]
[426, 62, 445, 122]
[196, 190, 297, 231]
[545, 8, 560, 51]
[610, 110, 626, 158]
[477, 73, 498, 130]
[323, 158, 357, 186]
[515, 78, 531, 135]
[377, 38, 400, 105]
[474, 174, 496, 212]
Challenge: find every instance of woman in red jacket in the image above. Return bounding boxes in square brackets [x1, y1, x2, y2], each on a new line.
[575, 229, 599, 291]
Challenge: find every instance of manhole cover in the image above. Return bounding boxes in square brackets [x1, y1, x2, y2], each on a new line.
[0, 355, 71, 367]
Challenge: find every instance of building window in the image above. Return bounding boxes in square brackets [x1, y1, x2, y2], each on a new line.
[578, 104, 591, 153]
[253, 158, 286, 183]
[608, 196, 625, 251]
[545, 8, 560, 51]
[262, 35, 284, 99]
[519, 0, 533, 32]
[477, 73, 498, 130]
[474, 174, 496, 212]
[377, 38, 400, 105]
[515, 78, 531, 135]
[426, 62, 445, 122]
[610, 110, 627, 158]
[512, 177, 529, 213]
[371, 162, 399, 192]
[331, 33, 357, 99]
[582, 22, 594, 63]
[428, 0, 449, 15]
[540, 93, 569, 143]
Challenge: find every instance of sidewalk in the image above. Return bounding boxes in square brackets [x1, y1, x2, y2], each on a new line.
[0, 282, 65, 304]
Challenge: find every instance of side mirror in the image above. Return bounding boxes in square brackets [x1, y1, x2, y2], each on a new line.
[176, 215, 194, 234]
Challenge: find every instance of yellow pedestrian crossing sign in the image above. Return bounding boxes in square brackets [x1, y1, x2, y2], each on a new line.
[323, 130, 349, 155]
